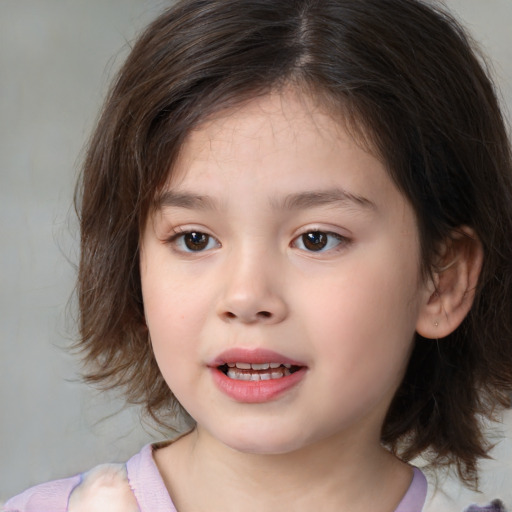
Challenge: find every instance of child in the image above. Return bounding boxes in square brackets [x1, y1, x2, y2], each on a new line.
[4, 0, 512, 510]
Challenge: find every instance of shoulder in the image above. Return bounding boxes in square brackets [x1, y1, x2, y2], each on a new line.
[3, 462, 140, 512]
[3, 474, 80, 512]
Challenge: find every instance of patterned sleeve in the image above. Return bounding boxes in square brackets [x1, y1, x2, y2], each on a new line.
[2, 463, 140, 512]
[2, 475, 81, 512]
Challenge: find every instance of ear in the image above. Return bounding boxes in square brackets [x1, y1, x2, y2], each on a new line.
[416, 227, 483, 339]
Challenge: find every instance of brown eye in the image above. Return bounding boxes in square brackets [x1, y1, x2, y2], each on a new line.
[293, 230, 346, 253]
[184, 232, 210, 251]
[301, 231, 327, 251]
[169, 230, 220, 253]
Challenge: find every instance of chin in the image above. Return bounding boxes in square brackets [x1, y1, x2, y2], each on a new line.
[211, 422, 313, 456]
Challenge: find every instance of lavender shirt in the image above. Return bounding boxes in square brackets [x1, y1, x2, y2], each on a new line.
[0, 445, 435, 512]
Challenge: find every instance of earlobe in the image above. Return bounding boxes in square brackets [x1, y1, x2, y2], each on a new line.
[416, 227, 483, 339]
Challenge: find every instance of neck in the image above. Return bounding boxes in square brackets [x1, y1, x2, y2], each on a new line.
[155, 427, 413, 512]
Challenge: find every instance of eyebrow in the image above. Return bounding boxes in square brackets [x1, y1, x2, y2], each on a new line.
[155, 188, 376, 212]
[271, 189, 376, 211]
[155, 191, 219, 211]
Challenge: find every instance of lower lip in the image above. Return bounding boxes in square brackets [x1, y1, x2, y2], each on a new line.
[211, 367, 307, 403]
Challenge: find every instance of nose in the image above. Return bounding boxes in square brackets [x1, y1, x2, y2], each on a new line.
[216, 249, 288, 325]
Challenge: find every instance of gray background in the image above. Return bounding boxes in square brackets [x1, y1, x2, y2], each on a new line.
[1, 0, 511, 508]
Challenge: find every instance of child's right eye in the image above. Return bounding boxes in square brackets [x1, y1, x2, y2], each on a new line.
[169, 231, 220, 253]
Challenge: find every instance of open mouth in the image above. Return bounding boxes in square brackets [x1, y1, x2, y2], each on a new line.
[211, 351, 307, 401]
[218, 362, 303, 381]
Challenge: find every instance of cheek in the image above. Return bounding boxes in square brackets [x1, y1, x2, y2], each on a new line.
[141, 264, 189, 367]
[144, 287, 199, 353]
[141, 264, 217, 393]
[300, 250, 421, 382]
[143, 297, 200, 408]
[141, 244, 203, 341]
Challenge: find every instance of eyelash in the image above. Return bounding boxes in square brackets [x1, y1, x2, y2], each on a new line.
[166, 228, 350, 254]
[166, 229, 221, 253]
[291, 229, 349, 253]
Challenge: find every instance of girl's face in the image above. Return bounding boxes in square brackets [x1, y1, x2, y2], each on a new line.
[140, 90, 431, 455]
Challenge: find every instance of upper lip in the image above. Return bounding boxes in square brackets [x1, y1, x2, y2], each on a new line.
[209, 348, 306, 367]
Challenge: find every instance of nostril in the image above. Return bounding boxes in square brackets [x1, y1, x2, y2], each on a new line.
[220, 309, 277, 322]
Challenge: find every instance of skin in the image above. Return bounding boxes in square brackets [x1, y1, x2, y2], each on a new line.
[140, 89, 435, 512]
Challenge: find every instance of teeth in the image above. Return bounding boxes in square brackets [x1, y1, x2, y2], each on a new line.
[230, 362, 291, 370]
[225, 366, 293, 381]
[251, 363, 269, 370]
[223, 362, 298, 380]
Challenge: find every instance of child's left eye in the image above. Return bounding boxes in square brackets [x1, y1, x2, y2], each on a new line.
[170, 231, 220, 253]
[292, 231, 346, 252]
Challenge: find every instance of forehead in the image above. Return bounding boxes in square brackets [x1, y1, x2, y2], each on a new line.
[165, 89, 388, 197]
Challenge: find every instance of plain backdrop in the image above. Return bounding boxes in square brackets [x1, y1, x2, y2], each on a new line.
[1, 0, 511, 508]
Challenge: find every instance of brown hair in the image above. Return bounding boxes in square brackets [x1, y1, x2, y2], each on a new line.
[75, 0, 512, 486]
